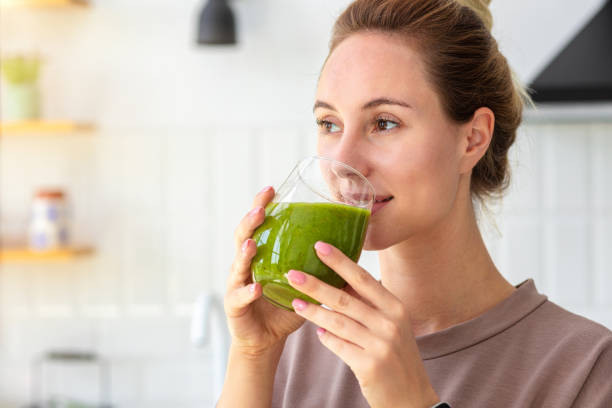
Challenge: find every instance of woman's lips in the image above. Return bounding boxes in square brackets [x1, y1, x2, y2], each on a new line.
[372, 196, 393, 215]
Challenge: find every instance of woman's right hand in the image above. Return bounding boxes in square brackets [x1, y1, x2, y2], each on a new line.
[223, 186, 306, 358]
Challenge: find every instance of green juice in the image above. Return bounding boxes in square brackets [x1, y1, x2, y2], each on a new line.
[251, 202, 370, 311]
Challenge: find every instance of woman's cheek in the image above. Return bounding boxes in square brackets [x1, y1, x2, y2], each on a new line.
[316, 136, 334, 157]
[402, 147, 456, 217]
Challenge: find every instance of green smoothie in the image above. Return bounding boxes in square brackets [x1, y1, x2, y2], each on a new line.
[251, 201, 370, 311]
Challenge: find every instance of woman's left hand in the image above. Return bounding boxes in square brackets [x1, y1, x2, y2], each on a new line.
[285, 241, 440, 408]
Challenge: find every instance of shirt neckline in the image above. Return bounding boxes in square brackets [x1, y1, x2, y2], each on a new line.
[415, 279, 548, 360]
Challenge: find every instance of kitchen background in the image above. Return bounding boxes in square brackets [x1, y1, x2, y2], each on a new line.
[1, 0, 611, 406]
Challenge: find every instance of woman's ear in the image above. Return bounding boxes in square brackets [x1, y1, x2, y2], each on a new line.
[458, 107, 495, 174]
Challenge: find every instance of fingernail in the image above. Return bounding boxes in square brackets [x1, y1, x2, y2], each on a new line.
[249, 283, 256, 293]
[314, 241, 332, 256]
[292, 298, 307, 311]
[241, 239, 250, 253]
[249, 206, 262, 217]
[259, 186, 273, 194]
[316, 327, 326, 336]
[286, 269, 306, 285]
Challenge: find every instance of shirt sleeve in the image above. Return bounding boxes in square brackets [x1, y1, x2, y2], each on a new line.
[572, 339, 612, 408]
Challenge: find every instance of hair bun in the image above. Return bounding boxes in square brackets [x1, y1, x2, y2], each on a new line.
[456, 0, 493, 31]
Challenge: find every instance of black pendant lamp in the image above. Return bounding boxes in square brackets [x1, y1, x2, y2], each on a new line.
[197, 0, 236, 45]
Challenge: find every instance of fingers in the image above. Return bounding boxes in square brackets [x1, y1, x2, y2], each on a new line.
[234, 186, 275, 253]
[313, 241, 398, 313]
[290, 295, 372, 350]
[227, 237, 257, 290]
[225, 185, 275, 313]
[314, 327, 363, 370]
[224, 280, 262, 318]
[251, 185, 275, 209]
[286, 269, 379, 330]
[343, 284, 376, 309]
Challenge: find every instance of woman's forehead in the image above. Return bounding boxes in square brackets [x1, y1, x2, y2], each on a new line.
[316, 32, 433, 111]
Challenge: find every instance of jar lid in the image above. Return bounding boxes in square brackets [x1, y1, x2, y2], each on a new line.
[34, 189, 65, 199]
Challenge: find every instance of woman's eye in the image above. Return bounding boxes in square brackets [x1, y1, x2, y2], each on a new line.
[316, 119, 341, 133]
[375, 119, 398, 132]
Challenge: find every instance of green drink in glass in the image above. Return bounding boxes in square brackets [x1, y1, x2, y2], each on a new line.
[251, 156, 375, 311]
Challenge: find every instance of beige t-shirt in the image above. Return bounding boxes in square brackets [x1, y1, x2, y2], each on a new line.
[271, 279, 612, 407]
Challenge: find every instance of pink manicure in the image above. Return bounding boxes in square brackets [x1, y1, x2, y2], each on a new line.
[287, 269, 306, 285]
[316, 327, 326, 336]
[314, 241, 332, 255]
[259, 186, 273, 194]
[292, 298, 307, 311]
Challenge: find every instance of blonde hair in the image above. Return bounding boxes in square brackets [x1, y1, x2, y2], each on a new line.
[457, 0, 535, 110]
[326, 0, 533, 202]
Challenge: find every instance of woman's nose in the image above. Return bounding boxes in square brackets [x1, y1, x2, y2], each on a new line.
[332, 136, 369, 179]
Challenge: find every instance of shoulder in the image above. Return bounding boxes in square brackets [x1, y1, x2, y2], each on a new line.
[534, 300, 612, 349]
[489, 299, 612, 407]
[522, 299, 612, 391]
[544, 305, 612, 406]
[496, 293, 612, 380]
[478, 281, 612, 360]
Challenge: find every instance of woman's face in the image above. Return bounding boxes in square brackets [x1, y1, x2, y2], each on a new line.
[315, 32, 468, 250]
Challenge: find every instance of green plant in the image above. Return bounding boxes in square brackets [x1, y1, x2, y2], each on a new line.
[1, 55, 41, 84]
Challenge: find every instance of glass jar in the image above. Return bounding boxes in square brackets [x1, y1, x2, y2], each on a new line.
[28, 189, 70, 251]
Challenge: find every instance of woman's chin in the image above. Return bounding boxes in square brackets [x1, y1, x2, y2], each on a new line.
[363, 228, 389, 251]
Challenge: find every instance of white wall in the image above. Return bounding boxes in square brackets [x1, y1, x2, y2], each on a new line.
[1, 1, 611, 407]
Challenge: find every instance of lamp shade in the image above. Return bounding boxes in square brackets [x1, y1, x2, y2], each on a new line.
[197, 0, 236, 45]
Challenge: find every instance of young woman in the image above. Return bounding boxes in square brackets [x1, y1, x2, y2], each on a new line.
[218, 0, 612, 407]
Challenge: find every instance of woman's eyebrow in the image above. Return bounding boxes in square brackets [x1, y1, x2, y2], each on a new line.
[362, 97, 413, 110]
[313, 100, 337, 112]
[313, 97, 413, 112]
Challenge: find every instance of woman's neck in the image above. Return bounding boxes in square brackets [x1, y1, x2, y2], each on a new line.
[378, 196, 515, 337]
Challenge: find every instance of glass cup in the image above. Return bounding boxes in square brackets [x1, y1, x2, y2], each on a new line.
[250, 156, 375, 312]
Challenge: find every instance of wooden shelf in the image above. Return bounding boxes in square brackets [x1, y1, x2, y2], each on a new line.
[0, 246, 95, 263]
[0, 0, 88, 7]
[0, 120, 95, 135]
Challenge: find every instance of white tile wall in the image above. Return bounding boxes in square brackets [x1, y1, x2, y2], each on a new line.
[1, 1, 611, 407]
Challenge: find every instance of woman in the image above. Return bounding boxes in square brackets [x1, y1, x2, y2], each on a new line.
[218, 0, 612, 407]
